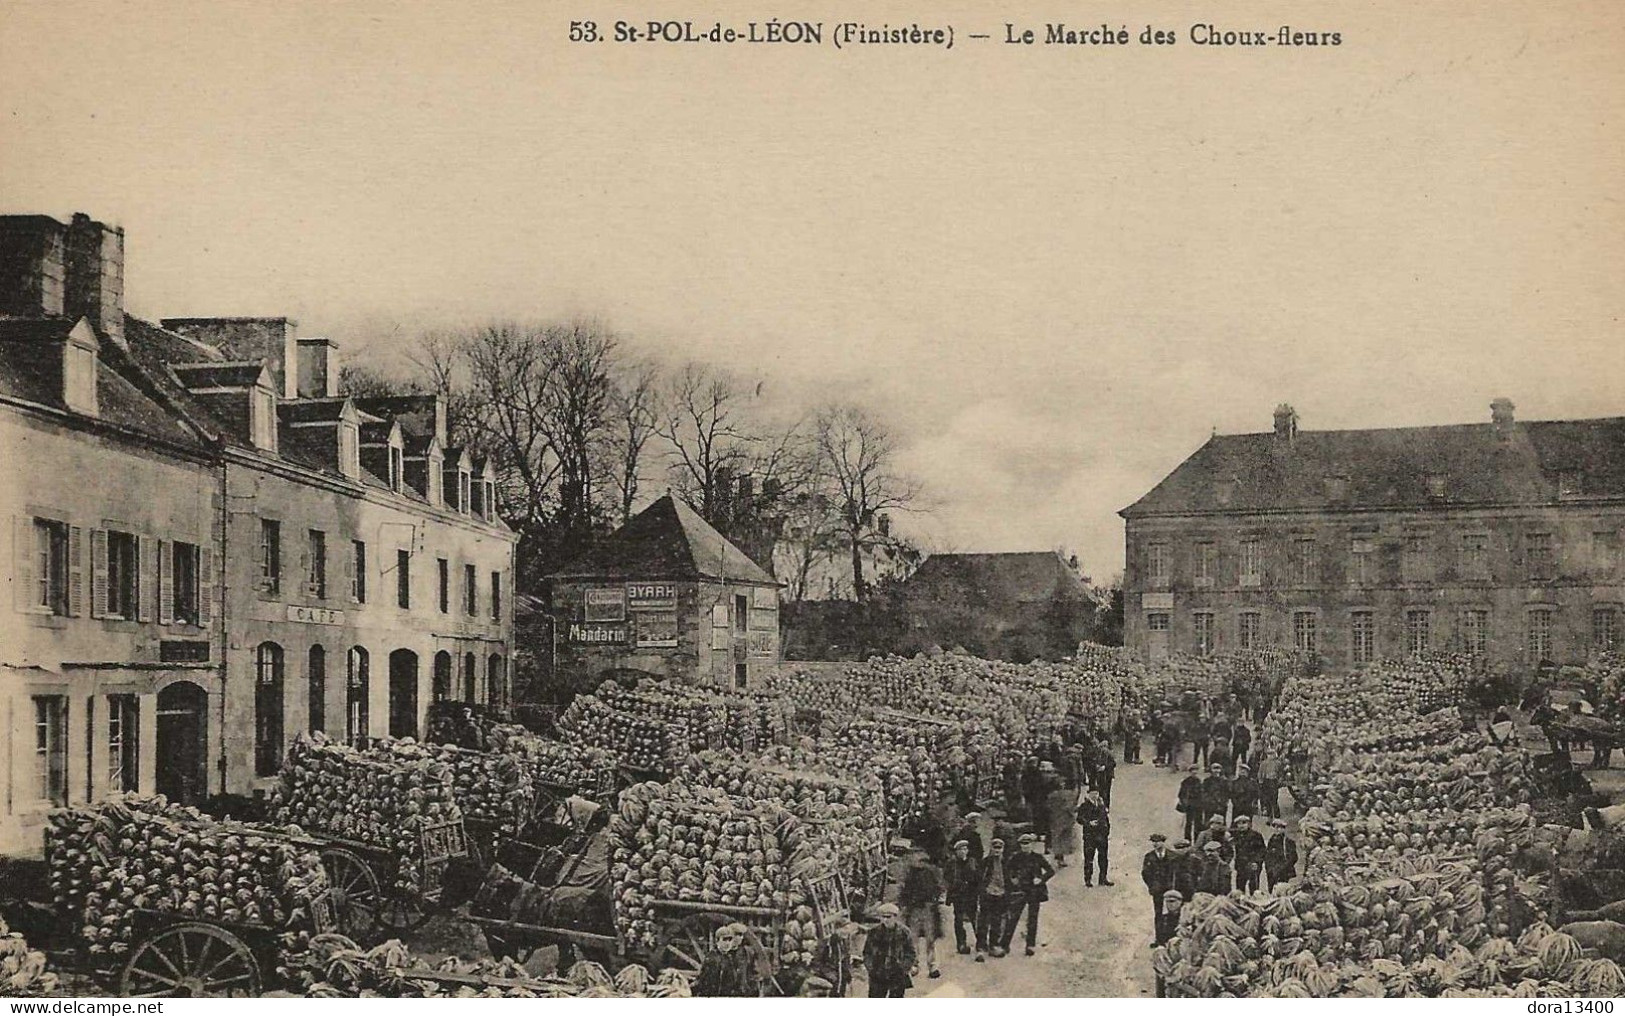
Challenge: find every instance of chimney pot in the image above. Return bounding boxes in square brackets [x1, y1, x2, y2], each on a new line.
[1491, 397, 1516, 427]
[295, 337, 340, 399]
[1273, 403, 1299, 441]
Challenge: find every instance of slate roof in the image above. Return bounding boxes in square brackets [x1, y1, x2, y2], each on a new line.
[167, 361, 267, 389]
[548, 494, 779, 585]
[1121, 417, 1625, 518]
[902, 551, 1091, 604]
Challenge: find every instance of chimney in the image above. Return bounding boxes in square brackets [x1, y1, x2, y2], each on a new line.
[64, 214, 125, 349]
[1273, 403, 1299, 442]
[1491, 397, 1516, 438]
[879, 513, 892, 538]
[0, 215, 68, 318]
[295, 337, 340, 398]
[162, 317, 298, 398]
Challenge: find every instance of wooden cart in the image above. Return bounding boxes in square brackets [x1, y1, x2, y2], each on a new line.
[115, 889, 338, 997]
[314, 815, 467, 939]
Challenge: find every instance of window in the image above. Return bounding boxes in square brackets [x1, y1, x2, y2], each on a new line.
[396, 549, 411, 608]
[307, 530, 327, 599]
[1193, 613, 1215, 656]
[251, 388, 276, 449]
[1146, 612, 1171, 632]
[1596, 608, 1620, 653]
[308, 644, 327, 734]
[1293, 611, 1317, 653]
[351, 541, 367, 603]
[1527, 533, 1556, 580]
[1461, 610, 1490, 658]
[735, 594, 749, 633]
[33, 696, 67, 805]
[104, 529, 139, 618]
[1402, 534, 1430, 583]
[1350, 538, 1375, 587]
[1406, 609, 1431, 657]
[172, 541, 200, 625]
[490, 571, 502, 622]
[260, 520, 281, 595]
[1352, 611, 1376, 664]
[1240, 540, 1262, 587]
[484, 480, 497, 521]
[433, 651, 453, 701]
[346, 647, 370, 746]
[1238, 612, 1260, 649]
[1461, 533, 1489, 580]
[32, 519, 70, 615]
[1527, 609, 1554, 661]
[459, 472, 472, 515]
[107, 694, 138, 793]
[389, 446, 404, 492]
[437, 559, 450, 613]
[1147, 543, 1169, 588]
[462, 652, 476, 702]
[1195, 543, 1216, 586]
[465, 563, 477, 616]
[339, 422, 359, 477]
[1293, 538, 1319, 586]
[255, 642, 285, 777]
[734, 662, 748, 690]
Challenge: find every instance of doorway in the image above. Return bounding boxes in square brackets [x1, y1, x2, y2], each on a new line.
[389, 649, 419, 739]
[156, 681, 208, 805]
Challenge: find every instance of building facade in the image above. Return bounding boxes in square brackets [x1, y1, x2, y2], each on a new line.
[1121, 402, 1625, 673]
[1, 212, 517, 850]
[547, 495, 781, 692]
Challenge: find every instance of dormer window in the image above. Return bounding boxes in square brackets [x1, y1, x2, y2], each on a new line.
[484, 480, 496, 520]
[458, 470, 471, 514]
[389, 446, 404, 492]
[338, 421, 360, 479]
[63, 341, 98, 415]
[251, 388, 277, 451]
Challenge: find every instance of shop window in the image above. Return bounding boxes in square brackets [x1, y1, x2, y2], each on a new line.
[107, 694, 139, 793]
[34, 695, 67, 805]
[255, 642, 285, 777]
[347, 647, 370, 746]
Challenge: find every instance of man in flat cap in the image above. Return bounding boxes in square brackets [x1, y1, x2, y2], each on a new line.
[1198, 840, 1232, 896]
[1001, 833, 1055, 957]
[1229, 763, 1260, 823]
[1177, 764, 1205, 842]
[943, 838, 981, 956]
[975, 837, 1009, 961]
[1154, 890, 1186, 997]
[1264, 818, 1299, 889]
[1170, 839, 1198, 901]
[863, 903, 917, 997]
[1231, 814, 1266, 893]
[1140, 833, 1178, 927]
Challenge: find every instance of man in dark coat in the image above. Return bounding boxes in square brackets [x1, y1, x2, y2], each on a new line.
[1199, 763, 1231, 826]
[1264, 818, 1300, 889]
[1021, 757, 1046, 823]
[949, 812, 985, 864]
[1176, 764, 1204, 841]
[1231, 815, 1267, 893]
[1092, 745, 1117, 807]
[1170, 839, 1199, 900]
[1194, 814, 1233, 863]
[1154, 891, 1185, 997]
[863, 904, 917, 997]
[943, 839, 982, 955]
[1197, 840, 1232, 896]
[975, 837, 1009, 961]
[1229, 764, 1261, 823]
[695, 922, 760, 996]
[1256, 755, 1283, 821]
[897, 851, 943, 979]
[1190, 718, 1210, 770]
[1121, 706, 1144, 763]
[1232, 721, 1253, 768]
[1001, 834, 1055, 956]
[1076, 787, 1112, 886]
[1209, 736, 1233, 780]
[1140, 833, 1178, 925]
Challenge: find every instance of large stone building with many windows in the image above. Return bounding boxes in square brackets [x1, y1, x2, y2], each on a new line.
[1120, 402, 1624, 674]
[1, 212, 516, 853]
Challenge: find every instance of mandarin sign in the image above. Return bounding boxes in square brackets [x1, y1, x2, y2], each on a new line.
[568, 623, 627, 644]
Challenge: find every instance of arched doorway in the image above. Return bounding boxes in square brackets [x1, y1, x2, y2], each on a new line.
[156, 681, 208, 805]
[487, 654, 505, 709]
[389, 649, 419, 739]
[462, 652, 476, 703]
[432, 651, 452, 703]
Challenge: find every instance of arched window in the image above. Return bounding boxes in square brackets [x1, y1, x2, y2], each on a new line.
[307, 644, 327, 734]
[433, 651, 452, 702]
[347, 646, 370, 746]
[462, 652, 476, 702]
[254, 642, 285, 776]
[487, 654, 505, 709]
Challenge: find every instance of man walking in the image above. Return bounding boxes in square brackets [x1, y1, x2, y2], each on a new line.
[897, 851, 943, 981]
[1076, 786, 1112, 887]
[1200, 763, 1231, 827]
[1232, 720, 1253, 769]
[950, 812, 985, 864]
[1231, 815, 1266, 894]
[1198, 840, 1232, 896]
[1190, 717, 1210, 770]
[1264, 818, 1299, 889]
[1153, 891, 1185, 998]
[1256, 754, 1283, 821]
[863, 904, 917, 997]
[1092, 744, 1117, 807]
[1176, 764, 1204, 842]
[1122, 706, 1144, 764]
[1170, 839, 1199, 900]
[1229, 764, 1260, 823]
[1002, 834, 1055, 957]
[975, 837, 1009, 961]
[943, 839, 981, 956]
[1140, 833, 1178, 926]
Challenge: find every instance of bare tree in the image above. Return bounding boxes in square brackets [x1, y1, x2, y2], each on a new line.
[657, 361, 755, 517]
[604, 358, 661, 525]
[815, 403, 921, 601]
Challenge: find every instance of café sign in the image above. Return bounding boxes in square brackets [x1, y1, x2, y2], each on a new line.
[287, 605, 345, 626]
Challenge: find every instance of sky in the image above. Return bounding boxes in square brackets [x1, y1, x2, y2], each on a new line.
[4, 0, 1623, 579]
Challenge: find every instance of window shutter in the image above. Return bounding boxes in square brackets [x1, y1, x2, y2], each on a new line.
[301, 544, 313, 597]
[13, 516, 35, 613]
[198, 547, 213, 626]
[135, 535, 152, 622]
[158, 540, 175, 625]
[90, 529, 108, 618]
[68, 526, 83, 616]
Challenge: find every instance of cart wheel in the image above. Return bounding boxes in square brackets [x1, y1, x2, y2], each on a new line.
[118, 923, 261, 997]
[376, 892, 433, 934]
[321, 848, 381, 940]
[651, 912, 726, 976]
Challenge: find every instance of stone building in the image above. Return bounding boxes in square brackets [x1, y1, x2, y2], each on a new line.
[1, 215, 219, 855]
[1, 212, 517, 849]
[546, 494, 781, 691]
[1120, 402, 1625, 673]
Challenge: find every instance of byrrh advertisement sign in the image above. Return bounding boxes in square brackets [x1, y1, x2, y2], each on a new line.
[627, 582, 678, 611]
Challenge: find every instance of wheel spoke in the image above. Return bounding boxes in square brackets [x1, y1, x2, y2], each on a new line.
[201, 950, 247, 980]
[147, 946, 185, 980]
[191, 932, 213, 975]
[130, 968, 182, 989]
[668, 944, 700, 970]
[209, 974, 255, 992]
